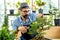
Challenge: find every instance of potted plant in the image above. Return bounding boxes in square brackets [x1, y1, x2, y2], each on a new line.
[54, 10, 60, 26]
[50, 7, 60, 26]
[0, 16, 16, 40]
[0, 26, 16, 40]
[48, 2, 60, 26]
[27, 15, 53, 40]
[36, 0, 46, 13]
[7, 2, 15, 15]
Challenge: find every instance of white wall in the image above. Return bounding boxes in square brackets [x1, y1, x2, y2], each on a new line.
[58, 0, 60, 10]
[0, 0, 4, 30]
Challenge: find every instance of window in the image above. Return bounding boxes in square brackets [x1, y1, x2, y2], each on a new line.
[0, 0, 4, 29]
[42, 0, 58, 14]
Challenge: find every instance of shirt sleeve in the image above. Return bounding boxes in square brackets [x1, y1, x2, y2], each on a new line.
[31, 13, 38, 22]
[12, 18, 18, 30]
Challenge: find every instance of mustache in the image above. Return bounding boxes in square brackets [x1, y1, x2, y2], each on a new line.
[23, 14, 28, 19]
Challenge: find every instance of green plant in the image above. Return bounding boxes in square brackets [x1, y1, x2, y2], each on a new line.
[49, 1, 59, 19]
[35, 0, 46, 13]
[0, 26, 16, 40]
[0, 1, 21, 40]
[49, 6, 59, 19]
[26, 0, 30, 5]
[1, 15, 16, 40]
[36, 0, 46, 6]
[16, 1, 21, 8]
[28, 15, 53, 34]
[15, 1, 21, 16]
[3, 14, 8, 27]
[27, 15, 53, 40]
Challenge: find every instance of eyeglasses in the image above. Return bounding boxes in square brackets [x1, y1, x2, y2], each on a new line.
[22, 10, 29, 12]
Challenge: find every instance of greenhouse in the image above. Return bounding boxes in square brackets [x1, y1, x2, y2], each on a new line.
[0, 0, 60, 40]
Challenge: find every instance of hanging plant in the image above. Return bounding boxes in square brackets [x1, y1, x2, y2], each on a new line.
[36, 0, 46, 6]
[16, 1, 21, 8]
[26, 0, 30, 5]
[36, 0, 46, 13]
[15, 1, 21, 16]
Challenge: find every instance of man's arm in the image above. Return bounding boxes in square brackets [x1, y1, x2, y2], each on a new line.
[12, 17, 28, 38]
[17, 26, 28, 34]
[37, 14, 43, 18]
[14, 26, 28, 40]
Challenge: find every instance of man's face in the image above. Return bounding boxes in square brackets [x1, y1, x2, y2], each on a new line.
[20, 8, 30, 16]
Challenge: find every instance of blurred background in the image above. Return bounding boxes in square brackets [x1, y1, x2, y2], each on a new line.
[0, 0, 59, 30]
[0, 0, 60, 40]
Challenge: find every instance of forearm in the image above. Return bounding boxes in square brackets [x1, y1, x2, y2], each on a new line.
[17, 27, 22, 31]
[16, 31, 22, 40]
[17, 26, 27, 34]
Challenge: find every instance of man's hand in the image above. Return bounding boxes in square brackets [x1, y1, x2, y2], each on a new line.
[16, 31, 21, 40]
[38, 14, 43, 18]
[18, 26, 28, 34]
[15, 26, 28, 40]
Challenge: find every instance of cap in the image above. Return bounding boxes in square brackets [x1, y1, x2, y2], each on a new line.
[19, 2, 29, 10]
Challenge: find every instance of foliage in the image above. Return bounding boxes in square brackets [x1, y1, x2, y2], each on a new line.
[16, 1, 21, 8]
[49, 7, 59, 14]
[0, 26, 16, 40]
[49, 6, 59, 19]
[3, 15, 8, 27]
[0, 1, 21, 40]
[15, 0, 21, 16]
[49, 2, 59, 19]
[36, 0, 46, 6]
[28, 15, 53, 34]
[26, 0, 30, 5]
[27, 15, 53, 40]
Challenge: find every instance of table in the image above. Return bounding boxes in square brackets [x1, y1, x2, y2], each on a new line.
[44, 26, 60, 40]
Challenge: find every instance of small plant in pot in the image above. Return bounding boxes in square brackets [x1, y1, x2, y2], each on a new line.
[7, 2, 15, 15]
[48, 3, 59, 26]
[51, 7, 60, 26]
[54, 10, 60, 26]
[36, 0, 46, 13]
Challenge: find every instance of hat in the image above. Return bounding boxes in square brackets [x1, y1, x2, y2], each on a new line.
[19, 2, 29, 10]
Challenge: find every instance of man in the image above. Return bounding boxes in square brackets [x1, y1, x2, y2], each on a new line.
[12, 2, 43, 40]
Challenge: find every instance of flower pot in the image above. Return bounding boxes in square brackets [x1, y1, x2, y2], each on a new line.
[10, 9, 14, 15]
[32, 10, 36, 13]
[54, 19, 60, 26]
[38, 8, 43, 13]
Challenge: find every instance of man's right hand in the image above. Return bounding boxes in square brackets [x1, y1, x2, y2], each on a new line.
[18, 26, 28, 34]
